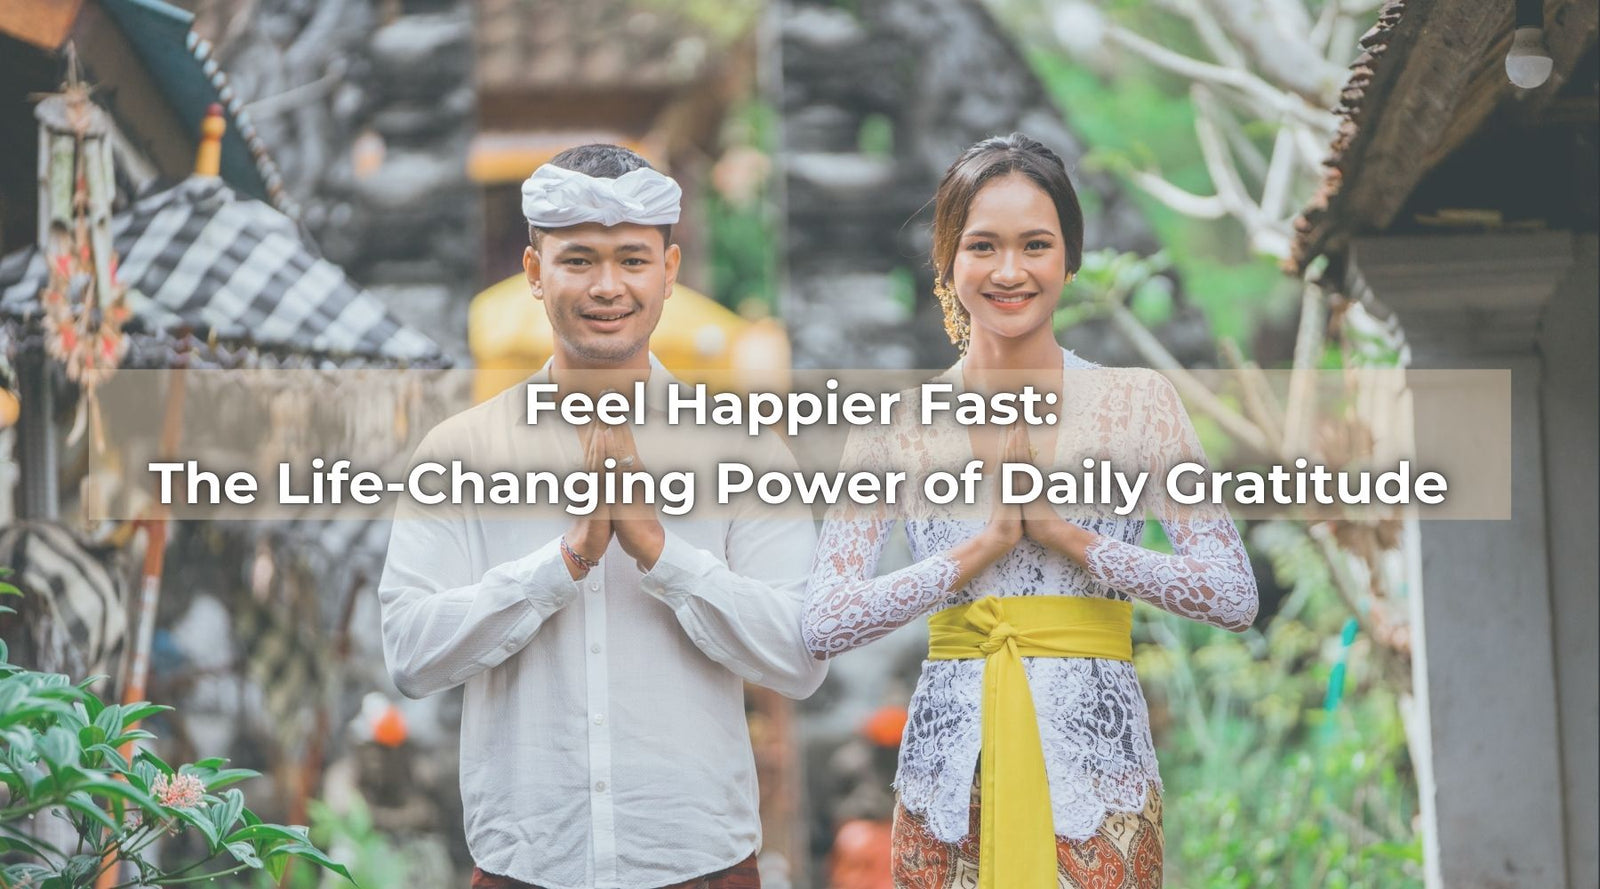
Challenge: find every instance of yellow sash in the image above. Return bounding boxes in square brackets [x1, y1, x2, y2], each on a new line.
[927, 595, 1134, 889]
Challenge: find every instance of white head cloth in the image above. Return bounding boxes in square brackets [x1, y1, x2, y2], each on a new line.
[521, 164, 682, 228]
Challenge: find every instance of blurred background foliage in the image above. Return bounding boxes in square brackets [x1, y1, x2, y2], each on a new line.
[1133, 520, 1422, 887]
[1032, 52, 1299, 350]
[992, 1, 1421, 885]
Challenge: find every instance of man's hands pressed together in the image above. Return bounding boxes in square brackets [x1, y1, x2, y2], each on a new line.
[562, 420, 614, 579]
[560, 415, 667, 579]
[604, 420, 666, 571]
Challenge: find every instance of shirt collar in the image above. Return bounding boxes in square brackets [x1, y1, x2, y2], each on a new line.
[530, 352, 678, 415]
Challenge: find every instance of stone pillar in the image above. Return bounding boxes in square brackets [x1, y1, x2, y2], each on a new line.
[1535, 233, 1598, 889]
[1350, 231, 1578, 889]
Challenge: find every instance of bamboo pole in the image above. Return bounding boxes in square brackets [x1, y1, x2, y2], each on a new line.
[94, 98, 220, 889]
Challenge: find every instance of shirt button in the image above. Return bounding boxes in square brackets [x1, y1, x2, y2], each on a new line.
[590, 643, 601, 654]
[594, 781, 607, 793]
[693, 638, 707, 647]
[588, 582, 600, 592]
[592, 713, 605, 726]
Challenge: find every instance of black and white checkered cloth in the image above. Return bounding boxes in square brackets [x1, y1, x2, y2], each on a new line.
[0, 177, 443, 364]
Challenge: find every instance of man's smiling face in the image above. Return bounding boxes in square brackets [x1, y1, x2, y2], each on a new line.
[524, 222, 679, 369]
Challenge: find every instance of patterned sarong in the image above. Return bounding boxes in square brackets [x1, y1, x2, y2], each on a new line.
[891, 782, 1163, 889]
[470, 852, 760, 889]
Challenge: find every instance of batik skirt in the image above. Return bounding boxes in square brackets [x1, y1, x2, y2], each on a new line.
[890, 781, 1163, 889]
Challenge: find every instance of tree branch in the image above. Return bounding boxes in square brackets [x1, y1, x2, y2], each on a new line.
[1282, 282, 1324, 458]
[1159, 0, 1249, 70]
[1106, 23, 1335, 131]
[1207, 94, 1270, 183]
[1192, 87, 1260, 218]
[1106, 303, 1274, 455]
[1220, 337, 1285, 447]
[1197, 0, 1347, 105]
[1126, 169, 1230, 218]
[1259, 123, 1298, 220]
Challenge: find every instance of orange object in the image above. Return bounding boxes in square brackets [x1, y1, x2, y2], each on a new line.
[0, 0, 85, 51]
[828, 819, 894, 889]
[861, 706, 908, 748]
[195, 103, 224, 177]
[372, 704, 409, 748]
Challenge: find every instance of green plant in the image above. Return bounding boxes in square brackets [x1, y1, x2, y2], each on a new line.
[0, 626, 351, 888]
[251, 797, 453, 889]
[1133, 523, 1423, 887]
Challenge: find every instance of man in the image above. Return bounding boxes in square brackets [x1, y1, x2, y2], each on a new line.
[377, 144, 825, 889]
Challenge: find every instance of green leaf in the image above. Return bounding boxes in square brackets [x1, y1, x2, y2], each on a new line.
[2, 863, 56, 886]
[74, 773, 162, 811]
[226, 840, 265, 869]
[63, 789, 117, 831]
[226, 823, 308, 846]
[76, 723, 107, 749]
[92, 703, 121, 737]
[0, 699, 77, 730]
[202, 768, 258, 790]
[210, 788, 245, 836]
[266, 850, 291, 881]
[104, 728, 156, 747]
[61, 852, 102, 883]
[277, 841, 354, 882]
[79, 687, 106, 723]
[173, 803, 222, 850]
[0, 681, 26, 716]
[38, 725, 82, 770]
[86, 743, 131, 772]
[137, 748, 174, 777]
[118, 703, 170, 727]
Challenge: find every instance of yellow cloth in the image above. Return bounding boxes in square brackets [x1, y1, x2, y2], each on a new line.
[926, 595, 1134, 889]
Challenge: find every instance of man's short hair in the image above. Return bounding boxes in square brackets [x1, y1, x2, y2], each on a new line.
[527, 144, 675, 249]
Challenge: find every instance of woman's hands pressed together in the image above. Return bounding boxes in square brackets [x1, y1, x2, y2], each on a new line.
[1012, 421, 1100, 566]
[947, 421, 1027, 588]
[945, 420, 1101, 589]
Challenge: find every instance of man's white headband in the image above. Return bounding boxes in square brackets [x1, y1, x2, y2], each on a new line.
[521, 164, 682, 228]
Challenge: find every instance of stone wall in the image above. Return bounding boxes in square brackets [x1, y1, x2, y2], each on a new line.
[774, 0, 1206, 370]
[195, 0, 478, 359]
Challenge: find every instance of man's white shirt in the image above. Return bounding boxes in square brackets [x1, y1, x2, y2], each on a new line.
[377, 356, 825, 889]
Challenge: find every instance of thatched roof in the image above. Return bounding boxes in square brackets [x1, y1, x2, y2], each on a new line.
[1288, 0, 1598, 274]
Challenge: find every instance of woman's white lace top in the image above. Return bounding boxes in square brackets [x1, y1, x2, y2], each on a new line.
[803, 349, 1259, 842]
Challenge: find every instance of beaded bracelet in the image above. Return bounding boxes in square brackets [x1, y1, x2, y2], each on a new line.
[560, 536, 601, 571]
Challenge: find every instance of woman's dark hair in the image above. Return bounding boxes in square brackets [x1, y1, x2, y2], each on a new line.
[527, 143, 673, 247]
[929, 133, 1084, 283]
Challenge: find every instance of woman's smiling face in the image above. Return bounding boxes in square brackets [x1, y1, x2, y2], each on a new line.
[949, 172, 1068, 347]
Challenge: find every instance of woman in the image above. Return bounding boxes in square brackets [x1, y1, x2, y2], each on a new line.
[803, 133, 1259, 889]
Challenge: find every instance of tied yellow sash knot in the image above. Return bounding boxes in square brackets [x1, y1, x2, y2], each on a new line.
[927, 595, 1134, 889]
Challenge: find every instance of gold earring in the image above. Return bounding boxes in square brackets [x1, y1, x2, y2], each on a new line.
[933, 278, 970, 354]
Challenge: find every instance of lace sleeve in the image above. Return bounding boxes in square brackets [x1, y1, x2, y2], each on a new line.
[1084, 373, 1259, 632]
[802, 424, 961, 657]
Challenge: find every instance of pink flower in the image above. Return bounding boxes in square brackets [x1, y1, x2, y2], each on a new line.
[151, 772, 205, 809]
